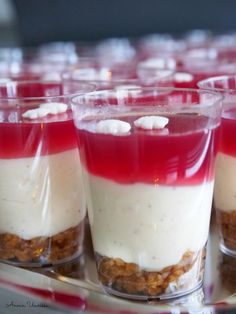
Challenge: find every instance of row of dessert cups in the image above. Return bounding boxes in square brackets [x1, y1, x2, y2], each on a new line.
[0, 73, 235, 301]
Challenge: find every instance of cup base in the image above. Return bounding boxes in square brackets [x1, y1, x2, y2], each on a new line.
[101, 280, 203, 301]
[96, 248, 206, 301]
[0, 222, 84, 268]
[0, 249, 83, 268]
[220, 241, 236, 258]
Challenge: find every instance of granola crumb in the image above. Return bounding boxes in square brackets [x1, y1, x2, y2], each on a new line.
[216, 209, 236, 250]
[96, 249, 205, 297]
[0, 221, 84, 265]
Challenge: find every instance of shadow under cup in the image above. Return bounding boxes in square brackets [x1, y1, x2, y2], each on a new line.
[72, 87, 222, 300]
[198, 75, 236, 257]
[0, 80, 95, 267]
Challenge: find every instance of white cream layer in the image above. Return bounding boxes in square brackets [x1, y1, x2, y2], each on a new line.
[214, 152, 236, 211]
[0, 149, 86, 239]
[84, 172, 214, 270]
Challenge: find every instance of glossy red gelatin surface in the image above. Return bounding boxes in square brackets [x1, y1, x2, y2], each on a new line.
[77, 113, 219, 186]
[0, 114, 77, 159]
[0, 82, 77, 158]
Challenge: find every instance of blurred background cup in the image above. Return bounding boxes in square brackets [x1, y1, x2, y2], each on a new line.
[71, 87, 222, 300]
[136, 53, 236, 89]
[0, 79, 95, 267]
[0, 45, 82, 82]
[198, 75, 236, 257]
[62, 62, 174, 90]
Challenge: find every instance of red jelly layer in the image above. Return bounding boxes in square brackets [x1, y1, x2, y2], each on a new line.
[220, 107, 236, 157]
[0, 82, 78, 158]
[77, 114, 219, 185]
[0, 82, 63, 98]
[0, 114, 77, 159]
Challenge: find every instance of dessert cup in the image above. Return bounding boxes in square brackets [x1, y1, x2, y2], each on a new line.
[72, 87, 222, 299]
[198, 75, 236, 257]
[0, 80, 94, 267]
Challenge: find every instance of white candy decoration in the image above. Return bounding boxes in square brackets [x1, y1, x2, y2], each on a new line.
[39, 102, 68, 113]
[96, 119, 131, 135]
[22, 102, 68, 119]
[134, 115, 169, 130]
[174, 72, 193, 82]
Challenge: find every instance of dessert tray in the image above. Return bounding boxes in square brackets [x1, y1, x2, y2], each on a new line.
[1, 220, 236, 314]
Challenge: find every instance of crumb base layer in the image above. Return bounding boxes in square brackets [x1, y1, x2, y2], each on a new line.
[216, 209, 236, 255]
[95, 248, 206, 300]
[0, 222, 84, 267]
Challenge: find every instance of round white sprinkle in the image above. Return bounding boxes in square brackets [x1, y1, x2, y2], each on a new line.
[96, 119, 131, 135]
[134, 116, 169, 130]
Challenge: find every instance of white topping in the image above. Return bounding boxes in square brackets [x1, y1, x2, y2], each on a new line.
[134, 115, 169, 130]
[22, 102, 68, 119]
[174, 72, 193, 82]
[96, 119, 131, 135]
[39, 102, 68, 113]
[22, 108, 51, 119]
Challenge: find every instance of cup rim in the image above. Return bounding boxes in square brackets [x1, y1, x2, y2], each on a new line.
[197, 75, 236, 93]
[62, 66, 174, 85]
[71, 86, 223, 111]
[0, 79, 96, 101]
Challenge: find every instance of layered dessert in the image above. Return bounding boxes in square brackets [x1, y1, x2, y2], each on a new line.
[0, 101, 86, 266]
[214, 107, 236, 253]
[76, 101, 219, 299]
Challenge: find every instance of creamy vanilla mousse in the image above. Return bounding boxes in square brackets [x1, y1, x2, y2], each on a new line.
[75, 100, 219, 299]
[0, 100, 86, 266]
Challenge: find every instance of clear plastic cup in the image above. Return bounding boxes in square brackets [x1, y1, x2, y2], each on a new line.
[0, 80, 95, 267]
[178, 48, 236, 88]
[198, 75, 236, 257]
[62, 63, 174, 90]
[136, 58, 198, 88]
[71, 87, 222, 300]
[0, 60, 67, 82]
